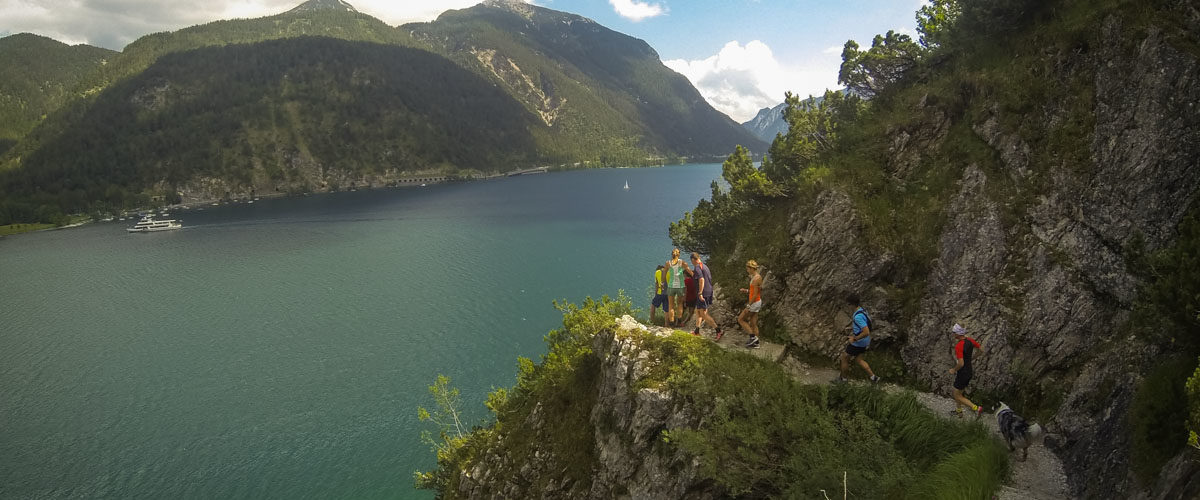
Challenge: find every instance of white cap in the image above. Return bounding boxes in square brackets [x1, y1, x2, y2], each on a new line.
[952, 324, 966, 335]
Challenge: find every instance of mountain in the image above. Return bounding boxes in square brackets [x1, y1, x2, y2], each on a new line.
[742, 94, 832, 143]
[0, 0, 765, 224]
[741, 102, 788, 143]
[1, 37, 541, 219]
[0, 34, 115, 154]
[405, 0, 766, 162]
[286, 0, 357, 14]
[419, 0, 1200, 498]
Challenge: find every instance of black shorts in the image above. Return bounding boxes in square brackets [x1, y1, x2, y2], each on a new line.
[953, 368, 973, 390]
[844, 344, 867, 356]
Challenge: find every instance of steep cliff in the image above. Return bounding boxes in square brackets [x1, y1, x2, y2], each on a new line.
[420, 1, 1199, 497]
[696, 2, 1200, 498]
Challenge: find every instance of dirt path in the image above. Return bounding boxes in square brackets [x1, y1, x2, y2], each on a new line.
[640, 320, 1071, 500]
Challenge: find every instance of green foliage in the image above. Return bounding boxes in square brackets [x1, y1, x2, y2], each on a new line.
[721, 145, 778, 198]
[414, 375, 469, 490]
[838, 31, 924, 99]
[0, 37, 542, 221]
[418, 293, 635, 496]
[905, 441, 1010, 500]
[0, 34, 115, 144]
[761, 90, 861, 186]
[915, 0, 962, 49]
[665, 355, 1007, 499]
[1130, 356, 1196, 483]
[1132, 209, 1200, 349]
[1188, 359, 1200, 451]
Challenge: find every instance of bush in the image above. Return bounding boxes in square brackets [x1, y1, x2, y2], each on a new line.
[666, 353, 1007, 498]
[1130, 356, 1196, 483]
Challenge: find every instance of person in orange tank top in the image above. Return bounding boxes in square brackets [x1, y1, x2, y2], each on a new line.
[737, 260, 763, 346]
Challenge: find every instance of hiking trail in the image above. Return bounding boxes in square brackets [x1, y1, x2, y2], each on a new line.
[641, 321, 1071, 500]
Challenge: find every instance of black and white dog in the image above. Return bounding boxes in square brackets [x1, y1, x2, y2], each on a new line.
[995, 402, 1044, 461]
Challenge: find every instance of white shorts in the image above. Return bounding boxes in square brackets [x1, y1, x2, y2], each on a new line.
[747, 300, 763, 313]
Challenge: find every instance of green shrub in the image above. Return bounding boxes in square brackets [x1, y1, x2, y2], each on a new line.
[666, 353, 1006, 498]
[905, 441, 1010, 500]
[1130, 356, 1196, 483]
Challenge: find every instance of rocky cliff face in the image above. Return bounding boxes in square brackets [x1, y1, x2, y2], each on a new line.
[454, 317, 714, 499]
[713, 10, 1200, 499]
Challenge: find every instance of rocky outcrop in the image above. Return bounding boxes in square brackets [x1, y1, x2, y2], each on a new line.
[708, 8, 1200, 500]
[454, 317, 713, 499]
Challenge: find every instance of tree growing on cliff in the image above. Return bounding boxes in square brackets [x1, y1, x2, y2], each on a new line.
[838, 31, 923, 99]
[915, 0, 961, 49]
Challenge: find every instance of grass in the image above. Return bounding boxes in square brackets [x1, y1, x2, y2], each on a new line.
[0, 223, 56, 236]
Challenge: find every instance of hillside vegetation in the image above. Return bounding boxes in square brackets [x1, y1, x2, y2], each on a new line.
[417, 296, 1008, 499]
[0, 37, 540, 223]
[407, 0, 765, 164]
[0, 0, 764, 226]
[0, 34, 115, 154]
[670, 0, 1199, 496]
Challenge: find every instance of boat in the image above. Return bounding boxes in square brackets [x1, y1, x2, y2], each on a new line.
[623, 180, 630, 190]
[126, 215, 182, 233]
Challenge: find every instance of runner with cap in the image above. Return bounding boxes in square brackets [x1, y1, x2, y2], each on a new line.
[948, 323, 985, 418]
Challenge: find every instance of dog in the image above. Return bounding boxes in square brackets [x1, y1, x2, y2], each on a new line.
[995, 402, 1044, 461]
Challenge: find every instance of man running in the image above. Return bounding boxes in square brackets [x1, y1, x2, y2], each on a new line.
[949, 323, 985, 418]
[650, 265, 668, 327]
[690, 252, 723, 341]
[836, 294, 880, 383]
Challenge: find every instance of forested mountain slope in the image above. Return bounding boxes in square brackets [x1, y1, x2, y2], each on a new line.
[0, 0, 764, 225]
[1, 37, 541, 219]
[0, 34, 115, 153]
[405, 0, 766, 163]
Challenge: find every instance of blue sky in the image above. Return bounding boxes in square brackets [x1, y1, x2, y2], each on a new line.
[0, 0, 925, 121]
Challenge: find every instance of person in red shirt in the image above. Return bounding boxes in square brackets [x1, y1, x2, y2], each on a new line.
[948, 323, 984, 418]
[682, 274, 698, 327]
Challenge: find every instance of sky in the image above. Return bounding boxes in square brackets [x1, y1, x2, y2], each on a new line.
[0, 0, 926, 122]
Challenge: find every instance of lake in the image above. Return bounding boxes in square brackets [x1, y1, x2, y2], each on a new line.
[0, 163, 723, 499]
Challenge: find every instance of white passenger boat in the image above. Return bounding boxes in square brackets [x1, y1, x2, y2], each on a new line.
[126, 215, 182, 233]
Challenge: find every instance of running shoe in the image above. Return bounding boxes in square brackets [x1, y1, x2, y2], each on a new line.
[745, 336, 759, 348]
[714, 328, 724, 341]
[831, 377, 847, 384]
[870, 375, 881, 384]
[691, 328, 700, 336]
[974, 405, 984, 418]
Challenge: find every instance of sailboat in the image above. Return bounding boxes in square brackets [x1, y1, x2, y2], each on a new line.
[623, 180, 630, 190]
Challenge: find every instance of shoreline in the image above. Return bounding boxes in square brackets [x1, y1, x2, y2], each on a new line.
[1, 161, 718, 238]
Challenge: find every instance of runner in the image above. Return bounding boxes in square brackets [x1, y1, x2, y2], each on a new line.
[689, 252, 723, 341]
[836, 294, 880, 383]
[948, 323, 985, 418]
[665, 248, 688, 327]
[737, 260, 763, 345]
[650, 265, 668, 327]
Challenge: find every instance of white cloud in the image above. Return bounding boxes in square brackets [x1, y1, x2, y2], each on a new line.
[664, 40, 840, 123]
[608, 0, 665, 22]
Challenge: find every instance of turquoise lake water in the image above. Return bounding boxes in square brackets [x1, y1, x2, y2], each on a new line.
[0, 163, 723, 499]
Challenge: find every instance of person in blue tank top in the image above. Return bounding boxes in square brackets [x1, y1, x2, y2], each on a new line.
[836, 293, 880, 384]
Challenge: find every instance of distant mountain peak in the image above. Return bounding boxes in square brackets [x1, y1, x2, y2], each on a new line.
[481, 0, 536, 18]
[286, 0, 357, 14]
